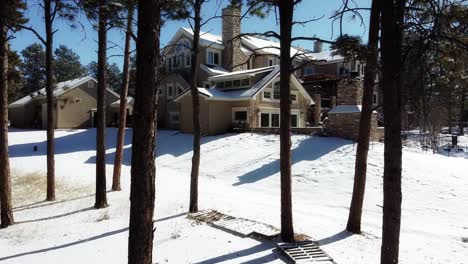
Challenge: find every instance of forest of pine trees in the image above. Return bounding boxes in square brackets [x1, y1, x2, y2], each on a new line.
[0, 0, 466, 264]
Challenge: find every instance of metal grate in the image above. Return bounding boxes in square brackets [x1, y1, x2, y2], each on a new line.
[277, 240, 334, 263]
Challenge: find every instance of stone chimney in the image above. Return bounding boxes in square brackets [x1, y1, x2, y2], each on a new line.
[314, 41, 323, 53]
[222, 5, 246, 71]
[337, 78, 363, 105]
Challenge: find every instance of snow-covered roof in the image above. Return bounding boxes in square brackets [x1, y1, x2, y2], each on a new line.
[167, 27, 343, 63]
[10, 76, 93, 107]
[200, 64, 230, 76]
[329, 105, 362, 114]
[110, 96, 134, 107]
[175, 66, 314, 104]
[164, 28, 224, 53]
[9, 76, 119, 107]
[208, 66, 277, 81]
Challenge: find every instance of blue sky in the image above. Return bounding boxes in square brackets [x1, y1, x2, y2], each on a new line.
[10, 0, 371, 70]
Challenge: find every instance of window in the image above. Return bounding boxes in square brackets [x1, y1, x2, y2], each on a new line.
[373, 93, 377, 104]
[167, 84, 174, 98]
[241, 78, 250, 86]
[234, 111, 247, 121]
[268, 59, 274, 66]
[207, 50, 220, 65]
[273, 82, 280, 100]
[225, 80, 232, 89]
[268, 57, 279, 66]
[290, 93, 297, 102]
[169, 112, 180, 124]
[203, 81, 211, 89]
[291, 114, 298, 128]
[304, 66, 315, 76]
[217, 81, 225, 89]
[271, 114, 280, 127]
[233, 79, 241, 88]
[261, 113, 270, 127]
[263, 91, 271, 99]
[185, 54, 191, 67]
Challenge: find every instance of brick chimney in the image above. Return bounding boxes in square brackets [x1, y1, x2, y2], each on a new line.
[314, 41, 323, 53]
[222, 5, 246, 71]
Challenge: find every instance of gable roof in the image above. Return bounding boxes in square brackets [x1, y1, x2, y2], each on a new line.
[9, 76, 120, 107]
[164, 28, 224, 54]
[168, 27, 344, 63]
[174, 66, 314, 104]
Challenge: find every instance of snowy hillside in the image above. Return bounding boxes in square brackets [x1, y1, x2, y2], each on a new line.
[1, 129, 467, 264]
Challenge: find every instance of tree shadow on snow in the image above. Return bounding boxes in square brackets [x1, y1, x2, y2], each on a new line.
[193, 241, 281, 264]
[317, 230, 353, 246]
[0, 212, 186, 262]
[87, 131, 237, 166]
[8, 128, 127, 158]
[233, 136, 351, 186]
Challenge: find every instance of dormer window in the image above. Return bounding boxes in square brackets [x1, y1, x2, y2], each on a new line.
[215, 78, 251, 90]
[207, 49, 220, 65]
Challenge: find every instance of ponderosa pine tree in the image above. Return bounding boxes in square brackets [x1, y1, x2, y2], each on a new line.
[112, 0, 135, 191]
[0, 0, 27, 229]
[346, 0, 381, 234]
[128, 0, 160, 262]
[94, 0, 109, 209]
[187, 0, 203, 214]
[54, 45, 87, 82]
[380, 0, 406, 263]
[20, 0, 78, 201]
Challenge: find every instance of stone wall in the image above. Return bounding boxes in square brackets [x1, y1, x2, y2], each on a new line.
[337, 78, 363, 105]
[327, 111, 380, 140]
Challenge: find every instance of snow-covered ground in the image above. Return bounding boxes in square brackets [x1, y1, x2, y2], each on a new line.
[1, 128, 467, 264]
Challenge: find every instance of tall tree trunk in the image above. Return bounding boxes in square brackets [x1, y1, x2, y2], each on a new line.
[128, 0, 160, 263]
[380, 0, 405, 263]
[278, 0, 295, 243]
[188, 0, 202, 214]
[346, 0, 381, 234]
[112, 1, 134, 192]
[0, 12, 14, 228]
[45, 0, 55, 201]
[458, 86, 465, 135]
[95, 0, 108, 209]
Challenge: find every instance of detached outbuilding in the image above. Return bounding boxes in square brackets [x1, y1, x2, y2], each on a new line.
[8, 76, 132, 129]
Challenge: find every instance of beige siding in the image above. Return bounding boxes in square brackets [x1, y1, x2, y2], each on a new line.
[208, 101, 232, 135]
[179, 95, 210, 134]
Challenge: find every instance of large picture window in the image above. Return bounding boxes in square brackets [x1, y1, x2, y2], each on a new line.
[261, 113, 270, 127]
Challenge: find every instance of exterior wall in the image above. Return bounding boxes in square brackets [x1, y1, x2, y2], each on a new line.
[252, 55, 269, 69]
[208, 100, 232, 135]
[9, 80, 120, 129]
[179, 95, 210, 134]
[56, 81, 119, 128]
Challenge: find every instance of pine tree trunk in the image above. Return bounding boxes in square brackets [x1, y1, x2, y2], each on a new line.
[189, 0, 202, 214]
[112, 1, 134, 192]
[278, 0, 295, 243]
[0, 14, 14, 228]
[128, 0, 160, 263]
[95, 0, 108, 209]
[380, 0, 405, 263]
[346, 0, 380, 234]
[45, 0, 55, 201]
[458, 86, 465, 135]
